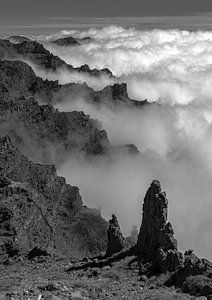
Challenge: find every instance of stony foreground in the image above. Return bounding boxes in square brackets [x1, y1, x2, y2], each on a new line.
[0, 256, 206, 300]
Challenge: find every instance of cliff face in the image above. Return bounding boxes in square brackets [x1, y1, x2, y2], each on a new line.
[0, 136, 108, 261]
[0, 93, 110, 163]
[0, 39, 113, 77]
[0, 59, 149, 109]
[0, 60, 141, 163]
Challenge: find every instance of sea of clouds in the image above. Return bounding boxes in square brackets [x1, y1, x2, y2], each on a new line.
[32, 25, 212, 259]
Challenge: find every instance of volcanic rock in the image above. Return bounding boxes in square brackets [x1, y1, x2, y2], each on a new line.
[51, 36, 91, 46]
[137, 180, 183, 273]
[52, 36, 80, 46]
[0, 60, 37, 99]
[106, 214, 126, 257]
[27, 246, 50, 260]
[0, 60, 148, 110]
[0, 39, 113, 77]
[6, 35, 32, 44]
[0, 136, 108, 260]
[167, 252, 212, 287]
[0, 95, 110, 163]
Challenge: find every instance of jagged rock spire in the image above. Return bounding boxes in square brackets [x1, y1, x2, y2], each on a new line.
[137, 180, 183, 273]
[106, 214, 126, 257]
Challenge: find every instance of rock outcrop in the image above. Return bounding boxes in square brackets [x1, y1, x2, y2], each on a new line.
[0, 60, 37, 99]
[167, 252, 212, 287]
[51, 36, 91, 46]
[137, 180, 183, 273]
[106, 214, 126, 257]
[0, 136, 108, 261]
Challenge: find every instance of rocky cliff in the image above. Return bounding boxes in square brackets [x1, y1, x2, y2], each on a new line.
[0, 136, 108, 261]
[0, 59, 148, 109]
[0, 95, 110, 164]
[0, 39, 113, 77]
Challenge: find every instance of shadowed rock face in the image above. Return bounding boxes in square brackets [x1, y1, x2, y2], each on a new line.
[106, 214, 126, 257]
[137, 180, 183, 273]
[0, 136, 108, 260]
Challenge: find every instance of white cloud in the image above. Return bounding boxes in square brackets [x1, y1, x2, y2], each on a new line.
[42, 26, 212, 105]
[31, 25, 212, 259]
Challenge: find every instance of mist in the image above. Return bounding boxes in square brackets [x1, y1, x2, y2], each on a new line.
[42, 26, 212, 106]
[30, 25, 212, 260]
[55, 96, 212, 260]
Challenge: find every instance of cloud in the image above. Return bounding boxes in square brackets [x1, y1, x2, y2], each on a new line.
[42, 25, 212, 106]
[29, 25, 212, 260]
[56, 96, 212, 260]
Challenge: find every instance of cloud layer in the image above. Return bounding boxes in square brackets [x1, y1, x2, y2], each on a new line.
[31, 26, 212, 260]
[43, 25, 212, 105]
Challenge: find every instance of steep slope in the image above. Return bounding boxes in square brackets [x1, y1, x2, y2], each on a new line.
[0, 96, 110, 163]
[0, 136, 108, 261]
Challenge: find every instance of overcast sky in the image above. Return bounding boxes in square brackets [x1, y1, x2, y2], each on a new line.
[0, 0, 212, 19]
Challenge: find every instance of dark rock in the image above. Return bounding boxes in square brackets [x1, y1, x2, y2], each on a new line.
[167, 253, 212, 287]
[51, 36, 92, 46]
[0, 60, 37, 99]
[0, 96, 110, 163]
[106, 214, 126, 257]
[182, 275, 212, 297]
[137, 180, 183, 273]
[0, 60, 149, 110]
[0, 39, 113, 77]
[0, 136, 108, 258]
[52, 36, 80, 46]
[0, 60, 140, 163]
[27, 246, 50, 260]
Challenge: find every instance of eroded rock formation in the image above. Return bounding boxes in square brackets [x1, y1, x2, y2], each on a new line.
[137, 180, 183, 273]
[106, 214, 126, 257]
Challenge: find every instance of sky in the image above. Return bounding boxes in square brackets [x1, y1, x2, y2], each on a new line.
[1, 0, 212, 36]
[1, 0, 212, 18]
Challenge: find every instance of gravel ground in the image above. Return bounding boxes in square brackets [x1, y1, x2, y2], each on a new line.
[0, 256, 206, 300]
